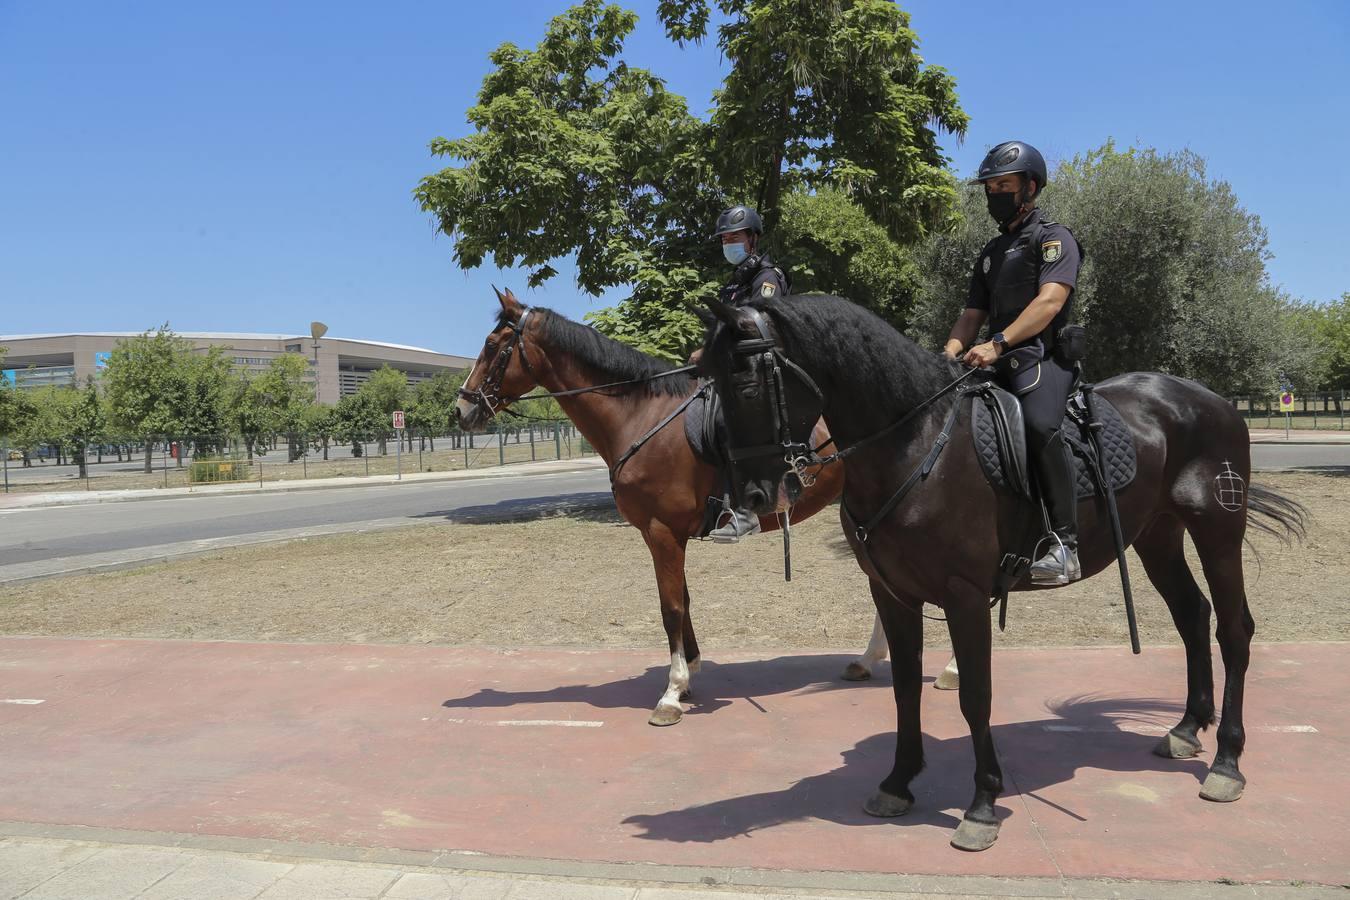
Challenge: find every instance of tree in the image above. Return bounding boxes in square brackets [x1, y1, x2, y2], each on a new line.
[335, 391, 383, 457]
[1304, 294, 1350, 391]
[908, 143, 1321, 396]
[102, 326, 198, 472]
[409, 370, 463, 450]
[301, 402, 339, 461]
[357, 366, 408, 455]
[68, 376, 106, 478]
[416, 0, 966, 358]
[0, 347, 17, 441]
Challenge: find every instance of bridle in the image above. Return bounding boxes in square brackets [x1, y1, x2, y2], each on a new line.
[457, 309, 536, 418]
[719, 309, 829, 489]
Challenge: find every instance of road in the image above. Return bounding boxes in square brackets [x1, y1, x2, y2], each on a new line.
[0, 468, 614, 581]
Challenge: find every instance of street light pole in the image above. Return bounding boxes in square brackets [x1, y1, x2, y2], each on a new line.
[309, 321, 329, 405]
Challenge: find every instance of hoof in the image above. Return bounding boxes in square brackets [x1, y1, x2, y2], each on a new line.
[648, 704, 683, 727]
[841, 662, 873, 682]
[933, 668, 960, 691]
[687, 657, 701, 674]
[1153, 731, 1203, 759]
[950, 817, 1000, 852]
[1199, 770, 1245, 803]
[862, 791, 913, 818]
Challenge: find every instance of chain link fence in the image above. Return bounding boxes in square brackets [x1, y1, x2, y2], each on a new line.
[1, 422, 594, 494]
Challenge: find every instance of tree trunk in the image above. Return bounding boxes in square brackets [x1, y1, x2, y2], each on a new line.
[143, 441, 153, 473]
[76, 443, 88, 479]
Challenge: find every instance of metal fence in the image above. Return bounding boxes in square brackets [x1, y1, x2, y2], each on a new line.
[1, 422, 594, 494]
[1230, 390, 1348, 430]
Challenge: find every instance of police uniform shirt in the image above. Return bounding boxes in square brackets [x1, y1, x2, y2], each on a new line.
[966, 208, 1081, 347]
[722, 254, 789, 305]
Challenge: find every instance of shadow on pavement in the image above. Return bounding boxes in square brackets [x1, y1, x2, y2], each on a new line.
[412, 491, 623, 525]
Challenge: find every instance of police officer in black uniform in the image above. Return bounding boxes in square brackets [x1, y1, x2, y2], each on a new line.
[707, 204, 790, 542]
[944, 141, 1084, 583]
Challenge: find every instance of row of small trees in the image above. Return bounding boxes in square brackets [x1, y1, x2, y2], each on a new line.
[0, 329, 561, 476]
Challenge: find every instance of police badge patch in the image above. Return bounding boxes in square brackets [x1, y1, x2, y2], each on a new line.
[761, 282, 776, 298]
[1042, 240, 1062, 263]
[982, 255, 991, 274]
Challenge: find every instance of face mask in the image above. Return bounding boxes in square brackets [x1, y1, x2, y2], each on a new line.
[985, 190, 1022, 227]
[723, 241, 749, 265]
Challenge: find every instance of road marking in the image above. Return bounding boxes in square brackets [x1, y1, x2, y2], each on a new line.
[434, 717, 604, 728]
[1, 699, 45, 705]
[1043, 723, 1317, 735]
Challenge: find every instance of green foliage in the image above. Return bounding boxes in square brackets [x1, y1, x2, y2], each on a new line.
[1300, 294, 1350, 391]
[417, 0, 965, 358]
[102, 326, 197, 439]
[908, 143, 1322, 396]
[776, 186, 919, 326]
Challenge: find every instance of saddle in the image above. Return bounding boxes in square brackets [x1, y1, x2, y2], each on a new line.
[683, 386, 735, 538]
[969, 383, 1136, 500]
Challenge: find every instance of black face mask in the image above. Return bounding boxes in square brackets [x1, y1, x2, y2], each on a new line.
[985, 189, 1023, 227]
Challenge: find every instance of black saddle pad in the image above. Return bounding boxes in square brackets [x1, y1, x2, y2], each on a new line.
[971, 386, 1136, 500]
[683, 386, 726, 468]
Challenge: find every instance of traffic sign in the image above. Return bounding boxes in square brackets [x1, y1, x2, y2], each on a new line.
[392, 410, 405, 430]
[1278, 392, 1295, 413]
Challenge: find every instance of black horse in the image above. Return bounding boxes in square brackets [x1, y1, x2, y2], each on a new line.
[697, 293, 1306, 852]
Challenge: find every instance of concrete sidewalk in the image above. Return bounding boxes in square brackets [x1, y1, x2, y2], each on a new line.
[1247, 428, 1350, 443]
[0, 456, 607, 511]
[0, 833, 1323, 899]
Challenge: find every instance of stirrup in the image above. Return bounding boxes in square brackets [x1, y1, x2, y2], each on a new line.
[1029, 532, 1080, 585]
[710, 508, 761, 544]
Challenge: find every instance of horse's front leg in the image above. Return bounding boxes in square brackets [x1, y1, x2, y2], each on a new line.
[641, 523, 693, 726]
[945, 579, 1004, 852]
[862, 582, 925, 817]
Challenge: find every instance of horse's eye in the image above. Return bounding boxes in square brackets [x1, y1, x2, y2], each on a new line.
[740, 385, 760, 400]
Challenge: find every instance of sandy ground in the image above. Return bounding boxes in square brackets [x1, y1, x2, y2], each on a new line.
[0, 473, 1344, 651]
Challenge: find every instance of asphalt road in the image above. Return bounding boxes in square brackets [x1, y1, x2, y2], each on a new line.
[0, 468, 614, 570]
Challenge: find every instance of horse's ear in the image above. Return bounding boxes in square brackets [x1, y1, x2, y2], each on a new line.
[693, 305, 718, 327]
[492, 285, 506, 306]
[704, 297, 740, 327]
[494, 286, 523, 319]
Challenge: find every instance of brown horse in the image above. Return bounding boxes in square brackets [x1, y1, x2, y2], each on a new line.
[454, 289, 848, 725]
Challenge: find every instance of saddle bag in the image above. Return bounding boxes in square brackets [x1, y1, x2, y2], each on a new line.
[1055, 324, 1088, 363]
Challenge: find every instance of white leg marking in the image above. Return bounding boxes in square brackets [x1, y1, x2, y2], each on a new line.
[657, 651, 690, 711]
[853, 613, 889, 674]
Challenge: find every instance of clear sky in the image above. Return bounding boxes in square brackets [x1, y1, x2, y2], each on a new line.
[2, 1, 1346, 356]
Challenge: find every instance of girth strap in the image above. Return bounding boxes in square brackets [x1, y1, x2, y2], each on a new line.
[610, 384, 710, 484]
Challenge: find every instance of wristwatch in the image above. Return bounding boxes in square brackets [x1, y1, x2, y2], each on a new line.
[990, 332, 1010, 353]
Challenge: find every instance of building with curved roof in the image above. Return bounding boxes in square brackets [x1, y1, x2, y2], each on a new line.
[0, 331, 474, 403]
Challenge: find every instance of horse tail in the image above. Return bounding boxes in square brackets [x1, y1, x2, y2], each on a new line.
[1246, 483, 1309, 545]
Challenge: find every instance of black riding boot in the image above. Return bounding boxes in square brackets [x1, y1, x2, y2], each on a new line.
[710, 504, 762, 544]
[1029, 429, 1081, 584]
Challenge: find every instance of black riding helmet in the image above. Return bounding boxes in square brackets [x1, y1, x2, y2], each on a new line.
[972, 141, 1048, 197]
[714, 205, 763, 237]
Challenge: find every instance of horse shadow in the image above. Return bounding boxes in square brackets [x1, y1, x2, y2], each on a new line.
[620, 695, 1207, 844]
[411, 492, 623, 525]
[442, 654, 912, 719]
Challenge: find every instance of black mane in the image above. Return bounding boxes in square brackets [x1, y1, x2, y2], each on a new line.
[746, 294, 960, 406]
[511, 306, 691, 398]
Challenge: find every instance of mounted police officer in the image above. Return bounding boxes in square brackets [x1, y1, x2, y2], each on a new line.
[707, 204, 790, 542]
[944, 141, 1084, 583]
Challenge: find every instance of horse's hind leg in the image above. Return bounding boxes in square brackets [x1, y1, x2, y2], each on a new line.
[1133, 516, 1215, 759]
[681, 584, 701, 683]
[1191, 525, 1255, 802]
[842, 612, 888, 681]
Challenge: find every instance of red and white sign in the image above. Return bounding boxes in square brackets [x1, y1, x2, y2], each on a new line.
[392, 410, 406, 430]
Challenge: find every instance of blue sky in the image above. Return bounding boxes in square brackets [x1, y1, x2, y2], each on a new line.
[2, 1, 1346, 356]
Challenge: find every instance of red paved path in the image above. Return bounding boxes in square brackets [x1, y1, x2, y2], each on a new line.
[0, 638, 1345, 887]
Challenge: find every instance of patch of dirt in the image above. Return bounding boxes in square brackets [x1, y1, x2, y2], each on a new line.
[0, 473, 1345, 650]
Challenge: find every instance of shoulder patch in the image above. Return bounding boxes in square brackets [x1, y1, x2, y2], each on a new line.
[1041, 240, 1062, 263]
[760, 282, 776, 298]
[982, 255, 991, 274]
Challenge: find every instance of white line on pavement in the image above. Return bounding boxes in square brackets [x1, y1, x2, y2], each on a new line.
[1, 699, 45, 704]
